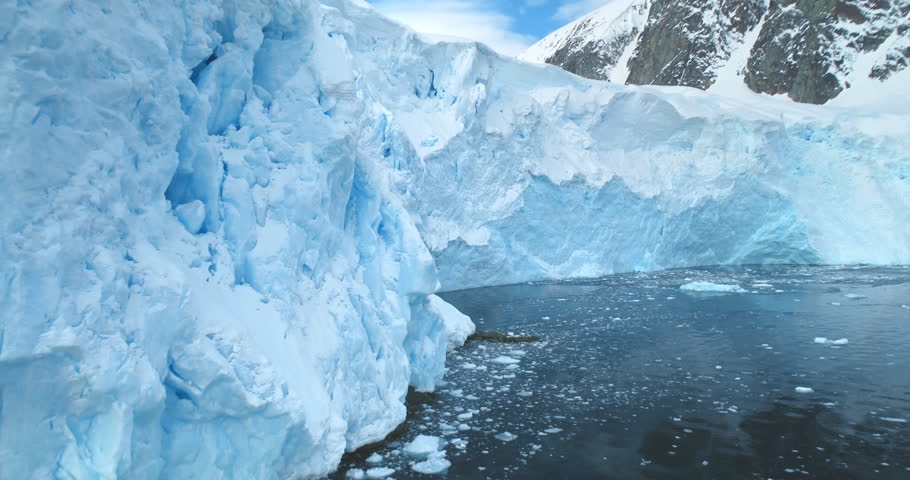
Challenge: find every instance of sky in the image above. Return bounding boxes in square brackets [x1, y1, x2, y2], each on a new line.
[369, 0, 615, 56]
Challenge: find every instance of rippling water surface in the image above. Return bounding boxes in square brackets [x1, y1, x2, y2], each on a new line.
[334, 266, 910, 479]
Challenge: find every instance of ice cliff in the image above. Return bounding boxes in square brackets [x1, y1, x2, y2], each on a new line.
[0, 0, 471, 478]
[1, 0, 908, 478]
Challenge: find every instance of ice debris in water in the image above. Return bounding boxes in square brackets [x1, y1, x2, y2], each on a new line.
[404, 435, 442, 458]
[365, 467, 396, 479]
[411, 451, 452, 474]
[795, 387, 815, 394]
[495, 432, 518, 441]
[680, 282, 747, 293]
[366, 453, 384, 464]
[880, 417, 908, 423]
[814, 337, 849, 345]
[844, 293, 867, 299]
[491, 355, 520, 365]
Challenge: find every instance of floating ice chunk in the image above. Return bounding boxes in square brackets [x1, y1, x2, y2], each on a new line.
[491, 355, 520, 365]
[880, 417, 907, 423]
[366, 453, 384, 464]
[752, 283, 773, 288]
[814, 337, 828, 344]
[831, 338, 848, 345]
[494, 432, 518, 441]
[457, 412, 473, 421]
[404, 435, 441, 458]
[543, 428, 563, 434]
[505, 364, 519, 370]
[412, 451, 451, 474]
[365, 467, 396, 479]
[347, 469, 366, 479]
[508, 350, 527, 356]
[680, 282, 746, 293]
[844, 293, 867, 299]
[795, 387, 814, 394]
[815, 337, 848, 345]
[458, 424, 471, 431]
[461, 363, 477, 369]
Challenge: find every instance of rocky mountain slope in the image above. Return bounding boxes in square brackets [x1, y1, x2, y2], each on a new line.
[521, 0, 910, 104]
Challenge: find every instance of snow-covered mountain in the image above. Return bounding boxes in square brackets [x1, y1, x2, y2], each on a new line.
[520, 0, 910, 104]
[1, 0, 908, 478]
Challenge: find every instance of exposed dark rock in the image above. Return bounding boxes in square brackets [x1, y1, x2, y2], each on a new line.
[625, 0, 766, 89]
[526, 0, 909, 104]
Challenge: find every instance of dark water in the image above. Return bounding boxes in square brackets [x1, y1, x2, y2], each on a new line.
[336, 266, 910, 479]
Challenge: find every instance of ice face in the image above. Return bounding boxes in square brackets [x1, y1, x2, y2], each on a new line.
[407, 87, 910, 290]
[1, 0, 907, 478]
[0, 0, 470, 478]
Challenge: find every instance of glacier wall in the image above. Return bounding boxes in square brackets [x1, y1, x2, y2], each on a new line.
[0, 0, 472, 478]
[359, 40, 910, 290]
[1, 0, 908, 478]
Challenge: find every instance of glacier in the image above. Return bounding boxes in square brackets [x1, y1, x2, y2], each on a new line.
[0, 0, 908, 478]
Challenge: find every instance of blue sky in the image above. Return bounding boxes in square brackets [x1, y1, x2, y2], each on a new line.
[369, 1, 613, 56]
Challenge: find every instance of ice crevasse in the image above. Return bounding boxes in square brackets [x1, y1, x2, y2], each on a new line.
[0, 0, 908, 478]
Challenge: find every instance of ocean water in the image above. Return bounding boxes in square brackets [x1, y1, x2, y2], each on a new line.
[334, 266, 910, 479]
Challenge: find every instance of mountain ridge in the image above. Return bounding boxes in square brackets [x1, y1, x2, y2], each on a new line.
[520, 0, 910, 104]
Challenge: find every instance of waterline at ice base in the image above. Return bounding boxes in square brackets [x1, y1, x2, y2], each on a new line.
[1, 0, 908, 478]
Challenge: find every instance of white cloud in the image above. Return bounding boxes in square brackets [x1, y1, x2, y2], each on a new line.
[553, 0, 612, 22]
[370, 1, 535, 56]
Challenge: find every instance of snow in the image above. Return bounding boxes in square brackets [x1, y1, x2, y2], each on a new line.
[2, 0, 909, 477]
[520, 0, 643, 64]
[680, 282, 748, 293]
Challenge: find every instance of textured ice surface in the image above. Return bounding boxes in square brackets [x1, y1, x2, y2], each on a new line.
[404, 435, 442, 458]
[0, 0, 474, 478]
[411, 451, 451, 474]
[1, 0, 908, 477]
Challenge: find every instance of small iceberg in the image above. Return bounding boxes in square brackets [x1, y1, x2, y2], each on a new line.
[680, 282, 746, 293]
[412, 451, 451, 474]
[365, 467, 395, 479]
[814, 337, 848, 345]
[491, 355, 520, 365]
[794, 387, 814, 394]
[494, 432, 518, 441]
[404, 435, 442, 458]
